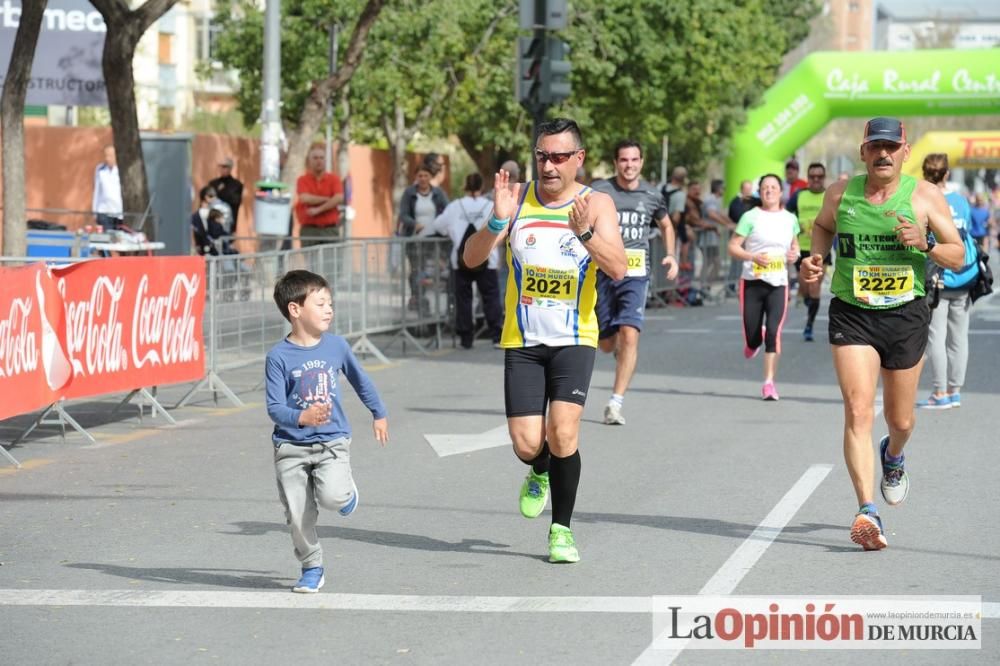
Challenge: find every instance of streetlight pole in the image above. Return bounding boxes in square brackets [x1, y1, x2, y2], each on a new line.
[260, 0, 283, 185]
[325, 23, 339, 173]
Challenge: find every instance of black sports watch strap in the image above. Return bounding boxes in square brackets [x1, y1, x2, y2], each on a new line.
[576, 228, 594, 243]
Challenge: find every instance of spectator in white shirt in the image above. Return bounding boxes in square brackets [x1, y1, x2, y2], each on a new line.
[431, 172, 503, 349]
[92, 145, 123, 230]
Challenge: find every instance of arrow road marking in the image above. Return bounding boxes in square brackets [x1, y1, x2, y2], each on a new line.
[424, 424, 511, 457]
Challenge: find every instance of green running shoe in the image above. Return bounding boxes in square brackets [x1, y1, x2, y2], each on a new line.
[519, 469, 549, 519]
[548, 523, 580, 563]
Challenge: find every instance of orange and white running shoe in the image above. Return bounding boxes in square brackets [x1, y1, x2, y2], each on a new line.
[851, 511, 888, 551]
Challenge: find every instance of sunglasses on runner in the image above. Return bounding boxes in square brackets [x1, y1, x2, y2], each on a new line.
[534, 149, 582, 165]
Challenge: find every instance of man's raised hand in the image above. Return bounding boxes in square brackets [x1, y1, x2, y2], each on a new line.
[492, 169, 521, 225]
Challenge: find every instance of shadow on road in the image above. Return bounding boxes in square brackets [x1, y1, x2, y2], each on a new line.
[228, 521, 544, 562]
[65, 562, 288, 589]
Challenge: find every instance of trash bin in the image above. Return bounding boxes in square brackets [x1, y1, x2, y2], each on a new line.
[254, 187, 291, 236]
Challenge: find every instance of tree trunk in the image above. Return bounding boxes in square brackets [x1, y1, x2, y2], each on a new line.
[91, 0, 177, 240]
[0, 0, 47, 258]
[102, 26, 151, 235]
[387, 103, 413, 220]
[457, 133, 499, 189]
[280, 0, 385, 194]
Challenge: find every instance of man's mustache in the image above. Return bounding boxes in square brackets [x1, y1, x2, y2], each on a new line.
[874, 158, 892, 167]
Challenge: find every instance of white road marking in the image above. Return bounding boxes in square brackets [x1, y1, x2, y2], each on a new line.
[424, 424, 511, 457]
[632, 464, 833, 665]
[3, 590, 991, 617]
[0, 589, 648, 612]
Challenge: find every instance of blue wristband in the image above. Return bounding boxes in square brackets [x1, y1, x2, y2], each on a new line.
[487, 216, 509, 234]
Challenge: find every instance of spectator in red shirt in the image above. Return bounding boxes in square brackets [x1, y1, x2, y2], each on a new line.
[295, 146, 345, 247]
[782, 159, 807, 204]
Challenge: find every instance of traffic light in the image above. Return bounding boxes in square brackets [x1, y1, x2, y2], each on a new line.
[519, 0, 567, 30]
[516, 36, 544, 108]
[515, 1, 571, 111]
[540, 37, 571, 106]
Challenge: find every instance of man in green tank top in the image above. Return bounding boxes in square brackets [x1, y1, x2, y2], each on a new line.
[788, 162, 828, 341]
[800, 117, 964, 552]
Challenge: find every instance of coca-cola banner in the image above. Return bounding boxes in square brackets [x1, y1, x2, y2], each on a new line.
[0, 263, 67, 420]
[0, 258, 205, 421]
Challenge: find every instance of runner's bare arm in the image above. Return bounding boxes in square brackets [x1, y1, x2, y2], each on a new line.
[801, 181, 845, 283]
[654, 212, 679, 280]
[570, 191, 627, 280]
[727, 232, 749, 261]
[787, 235, 800, 263]
[462, 170, 519, 269]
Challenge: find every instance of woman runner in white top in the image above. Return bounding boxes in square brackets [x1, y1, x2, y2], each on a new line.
[727, 173, 800, 400]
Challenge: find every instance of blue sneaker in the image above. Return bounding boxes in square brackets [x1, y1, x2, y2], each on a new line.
[292, 566, 325, 593]
[803, 324, 814, 342]
[879, 435, 909, 506]
[916, 393, 951, 409]
[850, 510, 887, 551]
[948, 392, 961, 408]
[339, 482, 359, 517]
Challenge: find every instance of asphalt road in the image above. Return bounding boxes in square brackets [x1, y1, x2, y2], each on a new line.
[2, 289, 998, 665]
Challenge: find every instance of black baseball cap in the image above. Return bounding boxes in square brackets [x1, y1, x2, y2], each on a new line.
[862, 117, 905, 144]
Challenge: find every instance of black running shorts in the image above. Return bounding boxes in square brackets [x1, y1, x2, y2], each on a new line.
[504, 345, 596, 417]
[828, 297, 930, 370]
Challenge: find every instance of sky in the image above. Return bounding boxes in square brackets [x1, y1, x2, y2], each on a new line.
[875, 0, 1000, 20]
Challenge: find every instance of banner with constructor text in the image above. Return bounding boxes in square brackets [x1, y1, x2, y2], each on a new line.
[0, 257, 205, 420]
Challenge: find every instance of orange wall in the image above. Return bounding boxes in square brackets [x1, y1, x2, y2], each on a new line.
[1, 127, 424, 248]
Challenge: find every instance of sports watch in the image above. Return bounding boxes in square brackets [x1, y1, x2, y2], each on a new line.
[576, 228, 594, 243]
[924, 235, 936, 253]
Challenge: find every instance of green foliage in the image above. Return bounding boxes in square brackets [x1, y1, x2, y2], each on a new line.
[212, 0, 819, 176]
[562, 0, 819, 176]
[213, 0, 361, 129]
[178, 108, 254, 135]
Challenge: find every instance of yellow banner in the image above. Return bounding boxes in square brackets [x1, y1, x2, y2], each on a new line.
[904, 131, 1000, 176]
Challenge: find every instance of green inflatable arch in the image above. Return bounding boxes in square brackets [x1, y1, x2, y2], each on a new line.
[725, 48, 1000, 202]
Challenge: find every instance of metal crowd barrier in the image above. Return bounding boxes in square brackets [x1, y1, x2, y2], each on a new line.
[3, 229, 743, 439]
[178, 236, 454, 408]
[647, 226, 737, 306]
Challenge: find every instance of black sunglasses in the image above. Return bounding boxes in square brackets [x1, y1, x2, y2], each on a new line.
[534, 149, 582, 165]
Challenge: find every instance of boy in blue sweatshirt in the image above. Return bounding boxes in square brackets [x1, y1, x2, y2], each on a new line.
[265, 270, 389, 593]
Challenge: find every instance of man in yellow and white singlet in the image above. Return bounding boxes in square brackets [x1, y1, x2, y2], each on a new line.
[462, 118, 627, 563]
[800, 117, 964, 551]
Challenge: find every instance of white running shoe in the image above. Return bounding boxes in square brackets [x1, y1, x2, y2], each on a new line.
[603, 402, 626, 425]
[879, 435, 909, 506]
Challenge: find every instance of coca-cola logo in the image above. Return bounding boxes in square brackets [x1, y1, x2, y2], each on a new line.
[62, 275, 127, 376]
[0, 297, 38, 378]
[132, 273, 201, 368]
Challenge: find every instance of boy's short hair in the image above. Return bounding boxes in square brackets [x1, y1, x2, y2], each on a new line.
[274, 270, 330, 322]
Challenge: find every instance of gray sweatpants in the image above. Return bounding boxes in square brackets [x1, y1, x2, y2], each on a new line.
[926, 289, 971, 392]
[274, 438, 355, 568]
